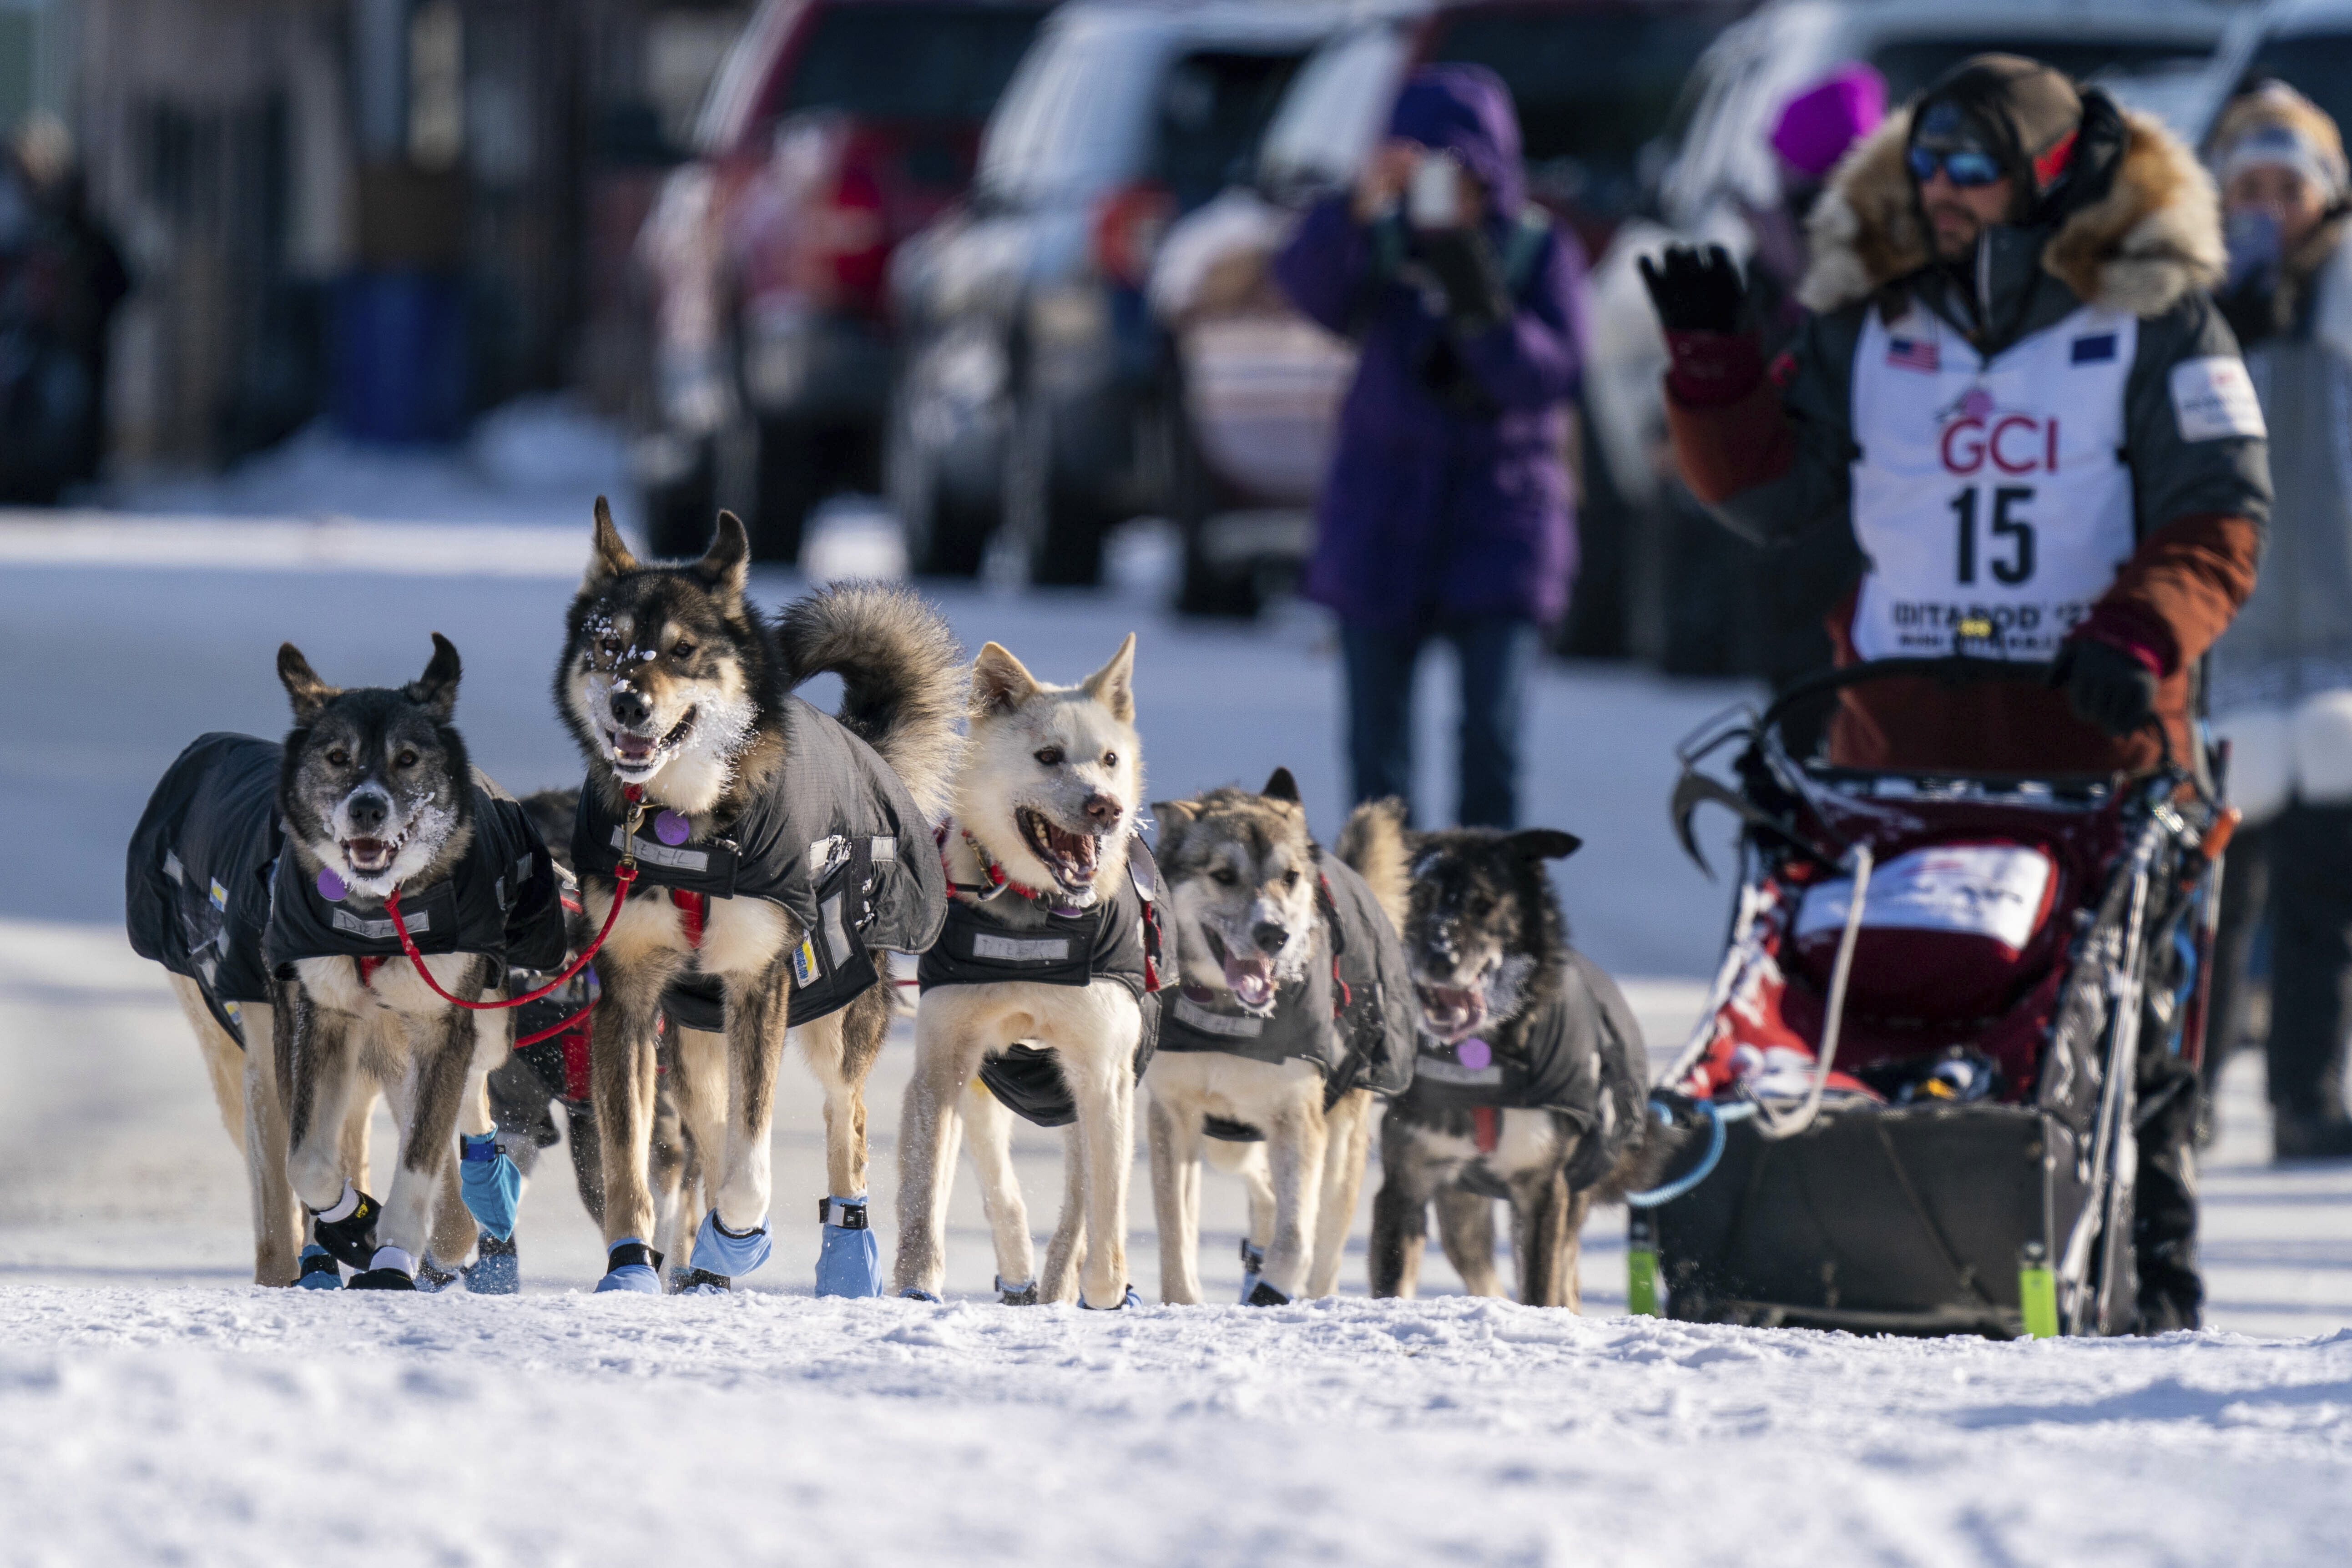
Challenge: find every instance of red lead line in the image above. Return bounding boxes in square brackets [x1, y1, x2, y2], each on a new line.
[382, 863, 638, 1018]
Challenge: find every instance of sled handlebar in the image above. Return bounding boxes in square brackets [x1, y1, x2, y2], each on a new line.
[1757, 655, 2178, 776]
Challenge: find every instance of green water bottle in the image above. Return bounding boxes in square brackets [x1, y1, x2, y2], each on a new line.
[1628, 1210, 1661, 1317]
[2018, 1240, 2059, 1339]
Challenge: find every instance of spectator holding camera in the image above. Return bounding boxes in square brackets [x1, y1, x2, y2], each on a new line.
[2201, 83, 2352, 1161]
[1274, 66, 1590, 828]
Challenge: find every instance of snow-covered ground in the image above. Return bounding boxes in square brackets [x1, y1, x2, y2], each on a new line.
[4, 470, 2351, 1563]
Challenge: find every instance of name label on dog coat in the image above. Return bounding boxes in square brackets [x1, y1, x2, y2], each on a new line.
[1795, 843, 2054, 954]
[1171, 993, 1266, 1037]
[610, 828, 710, 872]
[971, 933, 1071, 962]
[330, 908, 430, 940]
[1416, 1053, 1504, 1086]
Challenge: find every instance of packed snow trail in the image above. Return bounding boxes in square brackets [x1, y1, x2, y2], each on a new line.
[3, 1287, 2348, 1565]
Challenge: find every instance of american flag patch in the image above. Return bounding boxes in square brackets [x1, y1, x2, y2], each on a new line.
[1887, 337, 1940, 372]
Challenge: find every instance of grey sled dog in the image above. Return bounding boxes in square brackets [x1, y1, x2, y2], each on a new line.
[126, 638, 568, 1288]
[557, 503, 959, 1294]
[1144, 774, 1415, 1304]
[893, 635, 1163, 1309]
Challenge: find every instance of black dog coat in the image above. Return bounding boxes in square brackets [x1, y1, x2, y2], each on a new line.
[572, 695, 947, 1028]
[1402, 950, 1648, 1190]
[918, 836, 1170, 1128]
[126, 732, 568, 1044]
[1159, 852, 1416, 1138]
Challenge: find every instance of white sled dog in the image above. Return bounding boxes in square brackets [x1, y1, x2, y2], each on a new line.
[126, 638, 570, 1288]
[1144, 774, 1415, 1304]
[893, 635, 1169, 1308]
[558, 504, 960, 1294]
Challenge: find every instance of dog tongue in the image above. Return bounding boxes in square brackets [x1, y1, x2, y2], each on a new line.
[1224, 954, 1276, 1009]
[616, 733, 656, 763]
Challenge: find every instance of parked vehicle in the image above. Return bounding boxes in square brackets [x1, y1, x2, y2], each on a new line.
[1579, 0, 2236, 670]
[636, 0, 1049, 560]
[1148, 0, 1752, 618]
[886, 0, 1349, 585]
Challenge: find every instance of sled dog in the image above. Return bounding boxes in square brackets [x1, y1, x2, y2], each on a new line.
[1371, 828, 1672, 1307]
[893, 635, 1169, 1308]
[1143, 773, 1417, 1304]
[558, 503, 958, 1294]
[126, 637, 569, 1288]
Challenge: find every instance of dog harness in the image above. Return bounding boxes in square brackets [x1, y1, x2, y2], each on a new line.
[126, 732, 569, 1046]
[1156, 852, 1417, 1131]
[571, 695, 947, 1028]
[917, 829, 1171, 1128]
[1398, 949, 1649, 1187]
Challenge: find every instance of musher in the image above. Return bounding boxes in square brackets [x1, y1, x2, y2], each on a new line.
[1640, 55, 2272, 1331]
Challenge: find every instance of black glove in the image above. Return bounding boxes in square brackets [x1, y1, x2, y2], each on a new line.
[1639, 244, 1747, 334]
[2052, 638, 2159, 737]
[1418, 226, 1511, 334]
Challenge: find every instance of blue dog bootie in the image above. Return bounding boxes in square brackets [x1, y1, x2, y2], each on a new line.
[1238, 1239, 1266, 1305]
[595, 1238, 663, 1294]
[1078, 1283, 1146, 1311]
[458, 1133, 522, 1241]
[465, 1231, 520, 1295]
[294, 1243, 343, 1290]
[691, 1210, 773, 1281]
[814, 1196, 879, 1298]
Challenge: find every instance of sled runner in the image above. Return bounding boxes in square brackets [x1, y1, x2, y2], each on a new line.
[1630, 659, 2231, 1337]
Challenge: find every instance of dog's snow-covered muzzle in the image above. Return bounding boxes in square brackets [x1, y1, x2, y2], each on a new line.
[602, 703, 700, 781]
[327, 788, 452, 892]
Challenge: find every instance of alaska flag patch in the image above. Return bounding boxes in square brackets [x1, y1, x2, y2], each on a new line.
[2070, 333, 2118, 364]
[1887, 337, 1939, 372]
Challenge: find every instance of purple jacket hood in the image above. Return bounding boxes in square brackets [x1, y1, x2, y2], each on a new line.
[1389, 65, 1525, 218]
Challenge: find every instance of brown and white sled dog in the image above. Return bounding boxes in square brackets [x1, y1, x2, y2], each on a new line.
[1142, 775, 1410, 1304]
[893, 636, 1152, 1309]
[1371, 828, 1672, 1308]
[558, 503, 961, 1294]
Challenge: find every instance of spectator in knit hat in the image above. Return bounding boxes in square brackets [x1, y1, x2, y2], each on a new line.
[2200, 82, 2352, 1162]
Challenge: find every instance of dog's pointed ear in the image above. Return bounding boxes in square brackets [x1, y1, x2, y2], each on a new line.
[1150, 798, 1196, 855]
[696, 511, 751, 599]
[406, 633, 463, 723]
[278, 643, 338, 725]
[1081, 632, 1137, 725]
[971, 641, 1040, 717]
[586, 496, 640, 588]
[1506, 828, 1583, 862]
[1261, 767, 1300, 803]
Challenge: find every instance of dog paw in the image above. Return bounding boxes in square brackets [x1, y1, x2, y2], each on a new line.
[897, 1287, 942, 1303]
[673, 1268, 732, 1295]
[307, 1183, 382, 1272]
[691, 1212, 773, 1278]
[996, 1276, 1040, 1306]
[1238, 1240, 1266, 1305]
[294, 1244, 342, 1290]
[595, 1239, 664, 1294]
[1244, 1280, 1292, 1307]
[347, 1246, 417, 1291]
[464, 1233, 519, 1296]
[815, 1199, 879, 1298]
[414, 1255, 461, 1293]
[1078, 1284, 1145, 1311]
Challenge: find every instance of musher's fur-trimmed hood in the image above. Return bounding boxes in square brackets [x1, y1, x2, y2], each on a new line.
[1797, 103, 2225, 319]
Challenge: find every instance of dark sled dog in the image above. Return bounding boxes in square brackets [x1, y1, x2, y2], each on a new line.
[1371, 828, 1673, 1307]
[1144, 774, 1417, 1303]
[127, 637, 567, 1287]
[557, 503, 959, 1293]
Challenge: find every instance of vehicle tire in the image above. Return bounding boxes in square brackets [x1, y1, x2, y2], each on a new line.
[1169, 398, 1260, 619]
[1004, 392, 1107, 588]
[749, 418, 819, 565]
[888, 386, 988, 578]
[642, 436, 717, 560]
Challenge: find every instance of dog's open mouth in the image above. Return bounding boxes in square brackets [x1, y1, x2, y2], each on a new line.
[1204, 929, 1277, 1013]
[605, 707, 697, 776]
[1415, 982, 1486, 1044]
[340, 830, 408, 877]
[1017, 806, 1102, 892]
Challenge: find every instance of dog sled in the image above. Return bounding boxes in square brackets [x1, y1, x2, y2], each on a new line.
[1629, 659, 2231, 1338]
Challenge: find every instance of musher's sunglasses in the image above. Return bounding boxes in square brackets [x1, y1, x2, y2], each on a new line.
[1906, 145, 2004, 188]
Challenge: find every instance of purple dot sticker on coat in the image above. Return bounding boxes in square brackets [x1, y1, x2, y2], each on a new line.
[1457, 1038, 1492, 1070]
[654, 810, 691, 847]
[316, 867, 348, 902]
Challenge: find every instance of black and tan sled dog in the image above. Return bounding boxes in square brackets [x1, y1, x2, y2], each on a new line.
[556, 502, 959, 1295]
[127, 637, 569, 1289]
[1372, 827, 1674, 1307]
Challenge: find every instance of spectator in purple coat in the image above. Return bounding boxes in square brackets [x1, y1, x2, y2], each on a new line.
[1275, 65, 1590, 828]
